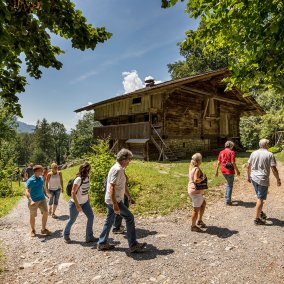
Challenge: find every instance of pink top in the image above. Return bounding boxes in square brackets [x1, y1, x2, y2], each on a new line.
[188, 166, 205, 195]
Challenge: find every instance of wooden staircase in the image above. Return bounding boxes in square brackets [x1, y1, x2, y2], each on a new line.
[151, 125, 178, 161]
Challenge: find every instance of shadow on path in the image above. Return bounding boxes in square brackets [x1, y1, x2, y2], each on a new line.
[38, 229, 63, 241]
[113, 244, 174, 261]
[56, 215, 69, 221]
[233, 200, 255, 208]
[135, 228, 158, 239]
[205, 226, 238, 239]
[266, 218, 284, 227]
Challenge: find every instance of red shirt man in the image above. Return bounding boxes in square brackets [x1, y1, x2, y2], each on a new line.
[215, 141, 240, 205]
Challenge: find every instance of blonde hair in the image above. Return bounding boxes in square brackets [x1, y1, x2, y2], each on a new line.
[190, 153, 202, 168]
[51, 162, 58, 169]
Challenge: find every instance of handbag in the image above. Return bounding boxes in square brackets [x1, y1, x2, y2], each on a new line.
[225, 162, 234, 171]
[193, 168, 208, 190]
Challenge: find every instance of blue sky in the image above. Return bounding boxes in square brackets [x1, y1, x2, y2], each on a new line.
[18, 0, 198, 130]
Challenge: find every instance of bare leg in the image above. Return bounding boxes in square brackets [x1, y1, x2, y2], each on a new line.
[255, 199, 264, 219]
[30, 215, 35, 231]
[192, 207, 200, 226]
[52, 205, 57, 215]
[42, 212, 48, 230]
[198, 200, 206, 222]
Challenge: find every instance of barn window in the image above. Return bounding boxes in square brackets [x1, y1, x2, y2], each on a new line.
[132, 97, 141, 104]
[194, 119, 198, 127]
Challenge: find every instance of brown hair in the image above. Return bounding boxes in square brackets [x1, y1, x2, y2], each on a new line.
[77, 162, 91, 180]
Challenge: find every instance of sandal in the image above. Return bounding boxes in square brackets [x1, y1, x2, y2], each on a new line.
[52, 214, 58, 219]
[191, 225, 203, 232]
[197, 220, 207, 228]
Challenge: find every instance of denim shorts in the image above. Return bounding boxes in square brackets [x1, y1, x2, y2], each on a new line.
[252, 180, 268, 200]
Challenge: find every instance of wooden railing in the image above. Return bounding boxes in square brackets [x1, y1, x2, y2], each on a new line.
[93, 122, 151, 140]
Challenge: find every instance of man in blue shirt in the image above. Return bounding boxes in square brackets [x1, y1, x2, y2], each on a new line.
[25, 165, 51, 237]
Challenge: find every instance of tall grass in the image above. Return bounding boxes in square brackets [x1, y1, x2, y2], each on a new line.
[61, 156, 249, 215]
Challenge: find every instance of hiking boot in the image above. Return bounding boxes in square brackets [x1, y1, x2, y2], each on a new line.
[197, 220, 207, 228]
[41, 228, 51, 235]
[97, 243, 115, 251]
[254, 218, 266, 225]
[260, 211, 267, 220]
[30, 230, 36, 237]
[112, 225, 125, 234]
[191, 225, 203, 232]
[130, 242, 147, 253]
[64, 236, 72, 244]
[85, 236, 97, 243]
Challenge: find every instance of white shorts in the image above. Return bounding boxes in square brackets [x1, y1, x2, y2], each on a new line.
[189, 193, 204, 208]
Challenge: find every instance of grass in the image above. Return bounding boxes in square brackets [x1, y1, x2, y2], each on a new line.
[0, 182, 24, 218]
[275, 151, 284, 163]
[61, 155, 249, 216]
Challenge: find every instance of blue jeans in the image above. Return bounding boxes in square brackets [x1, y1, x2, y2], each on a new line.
[98, 201, 137, 248]
[113, 195, 129, 230]
[49, 189, 61, 206]
[223, 174, 234, 203]
[252, 180, 268, 200]
[64, 200, 94, 241]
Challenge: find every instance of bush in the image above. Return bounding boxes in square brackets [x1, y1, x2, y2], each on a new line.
[0, 159, 15, 197]
[88, 139, 115, 211]
[268, 145, 283, 154]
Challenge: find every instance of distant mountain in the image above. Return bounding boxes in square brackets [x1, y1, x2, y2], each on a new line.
[17, 121, 35, 133]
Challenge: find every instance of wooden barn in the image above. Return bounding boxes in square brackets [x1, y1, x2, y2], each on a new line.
[75, 69, 264, 161]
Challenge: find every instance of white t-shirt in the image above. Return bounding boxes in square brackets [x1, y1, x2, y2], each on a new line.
[248, 149, 277, 186]
[48, 172, 61, 191]
[105, 162, 126, 205]
[71, 176, 90, 205]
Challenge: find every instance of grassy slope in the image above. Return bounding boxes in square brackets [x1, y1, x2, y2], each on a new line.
[275, 151, 284, 163]
[62, 155, 249, 216]
[0, 182, 24, 218]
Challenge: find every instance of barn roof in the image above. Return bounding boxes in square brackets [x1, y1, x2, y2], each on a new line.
[74, 68, 264, 115]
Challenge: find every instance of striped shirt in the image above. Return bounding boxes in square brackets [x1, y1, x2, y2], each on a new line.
[72, 176, 90, 204]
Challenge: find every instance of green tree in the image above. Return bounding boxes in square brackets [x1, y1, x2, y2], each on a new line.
[0, 0, 112, 115]
[31, 118, 52, 164]
[70, 112, 101, 158]
[15, 132, 33, 165]
[50, 122, 69, 165]
[162, 0, 284, 92]
[168, 44, 229, 79]
[89, 139, 114, 211]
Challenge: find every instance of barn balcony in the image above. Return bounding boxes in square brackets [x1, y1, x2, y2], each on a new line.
[93, 121, 151, 140]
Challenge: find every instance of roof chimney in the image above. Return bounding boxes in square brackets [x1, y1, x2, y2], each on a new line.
[145, 78, 155, 87]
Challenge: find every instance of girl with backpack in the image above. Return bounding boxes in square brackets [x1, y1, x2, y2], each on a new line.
[63, 162, 95, 243]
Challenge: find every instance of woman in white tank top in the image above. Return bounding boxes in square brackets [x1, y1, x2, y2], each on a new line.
[45, 162, 63, 218]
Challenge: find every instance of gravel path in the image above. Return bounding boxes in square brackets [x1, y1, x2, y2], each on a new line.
[0, 163, 284, 284]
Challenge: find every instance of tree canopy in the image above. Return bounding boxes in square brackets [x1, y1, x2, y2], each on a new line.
[0, 0, 112, 115]
[162, 0, 284, 93]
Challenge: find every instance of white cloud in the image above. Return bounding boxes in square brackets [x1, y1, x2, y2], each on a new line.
[122, 71, 163, 94]
[122, 70, 144, 93]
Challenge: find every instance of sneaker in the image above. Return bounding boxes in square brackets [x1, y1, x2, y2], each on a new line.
[112, 225, 125, 234]
[41, 228, 52, 235]
[97, 243, 115, 251]
[130, 242, 147, 253]
[226, 201, 233, 206]
[260, 211, 267, 220]
[30, 230, 36, 237]
[254, 218, 266, 225]
[197, 220, 207, 228]
[191, 225, 203, 232]
[85, 236, 97, 243]
[64, 236, 71, 244]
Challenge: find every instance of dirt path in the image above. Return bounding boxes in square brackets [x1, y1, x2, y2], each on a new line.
[1, 164, 284, 284]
